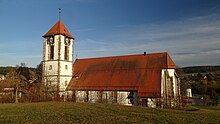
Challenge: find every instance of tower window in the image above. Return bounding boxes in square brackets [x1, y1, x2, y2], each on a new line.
[49, 45, 54, 60]
[65, 81, 68, 86]
[64, 46, 69, 60]
[65, 65, 68, 70]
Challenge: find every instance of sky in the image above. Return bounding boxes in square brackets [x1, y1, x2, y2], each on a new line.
[0, 0, 220, 67]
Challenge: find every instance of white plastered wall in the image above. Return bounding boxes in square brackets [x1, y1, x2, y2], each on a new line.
[43, 34, 73, 95]
[161, 69, 179, 107]
[59, 76, 72, 91]
[161, 69, 178, 97]
[147, 98, 156, 108]
[74, 91, 132, 106]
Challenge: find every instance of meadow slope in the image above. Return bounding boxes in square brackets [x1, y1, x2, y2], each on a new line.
[0, 102, 219, 124]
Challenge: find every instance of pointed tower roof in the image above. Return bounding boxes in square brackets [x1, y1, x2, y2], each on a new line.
[43, 20, 74, 39]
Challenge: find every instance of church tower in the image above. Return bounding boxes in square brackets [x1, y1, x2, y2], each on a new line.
[42, 20, 74, 99]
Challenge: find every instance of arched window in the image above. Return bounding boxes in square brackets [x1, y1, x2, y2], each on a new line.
[64, 46, 69, 60]
[49, 45, 54, 60]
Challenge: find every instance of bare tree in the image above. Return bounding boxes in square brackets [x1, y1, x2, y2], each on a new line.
[1, 63, 38, 103]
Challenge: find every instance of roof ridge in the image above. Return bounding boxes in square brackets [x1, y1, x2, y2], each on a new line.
[76, 52, 167, 60]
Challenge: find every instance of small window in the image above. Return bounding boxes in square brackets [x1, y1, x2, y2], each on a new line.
[65, 65, 68, 70]
[65, 81, 68, 86]
[49, 65, 52, 70]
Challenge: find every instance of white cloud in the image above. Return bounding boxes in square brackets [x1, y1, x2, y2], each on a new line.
[77, 12, 220, 66]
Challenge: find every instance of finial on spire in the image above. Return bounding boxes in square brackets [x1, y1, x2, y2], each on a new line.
[58, 8, 61, 20]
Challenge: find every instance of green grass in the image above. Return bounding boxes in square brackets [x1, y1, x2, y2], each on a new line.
[0, 102, 219, 124]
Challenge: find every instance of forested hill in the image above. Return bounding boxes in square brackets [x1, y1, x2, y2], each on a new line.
[177, 66, 220, 105]
[178, 66, 220, 74]
[0, 67, 15, 75]
[0, 66, 36, 75]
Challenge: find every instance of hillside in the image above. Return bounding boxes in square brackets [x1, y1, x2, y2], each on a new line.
[0, 67, 15, 75]
[0, 102, 219, 124]
[0, 66, 36, 75]
[177, 66, 220, 105]
[178, 66, 220, 73]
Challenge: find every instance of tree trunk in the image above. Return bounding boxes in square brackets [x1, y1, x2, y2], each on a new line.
[15, 83, 19, 103]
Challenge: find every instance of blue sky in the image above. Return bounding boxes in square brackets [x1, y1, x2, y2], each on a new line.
[0, 0, 220, 67]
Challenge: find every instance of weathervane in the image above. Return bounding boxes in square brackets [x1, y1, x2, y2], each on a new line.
[59, 8, 61, 20]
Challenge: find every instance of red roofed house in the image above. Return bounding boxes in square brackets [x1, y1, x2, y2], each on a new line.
[42, 20, 181, 107]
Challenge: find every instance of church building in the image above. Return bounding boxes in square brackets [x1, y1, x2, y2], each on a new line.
[42, 20, 181, 107]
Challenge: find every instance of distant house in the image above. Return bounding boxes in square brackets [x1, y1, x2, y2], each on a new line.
[186, 88, 192, 97]
[0, 81, 15, 103]
[0, 75, 5, 81]
[67, 52, 181, 108]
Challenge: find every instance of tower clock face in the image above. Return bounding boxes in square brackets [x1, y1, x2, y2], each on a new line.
[47, 37, 54, 45]
[65, 37, 70, 46]
[49, 37, 54, 44]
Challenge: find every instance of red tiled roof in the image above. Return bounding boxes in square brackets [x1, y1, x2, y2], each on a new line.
[67, 52, 176, 97]
[43, 20, 74, 39]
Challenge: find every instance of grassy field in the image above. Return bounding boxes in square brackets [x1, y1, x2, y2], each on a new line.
[0, 102, 219, 124]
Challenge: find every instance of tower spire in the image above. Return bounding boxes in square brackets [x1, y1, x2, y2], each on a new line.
[58, 8, 61, 20]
